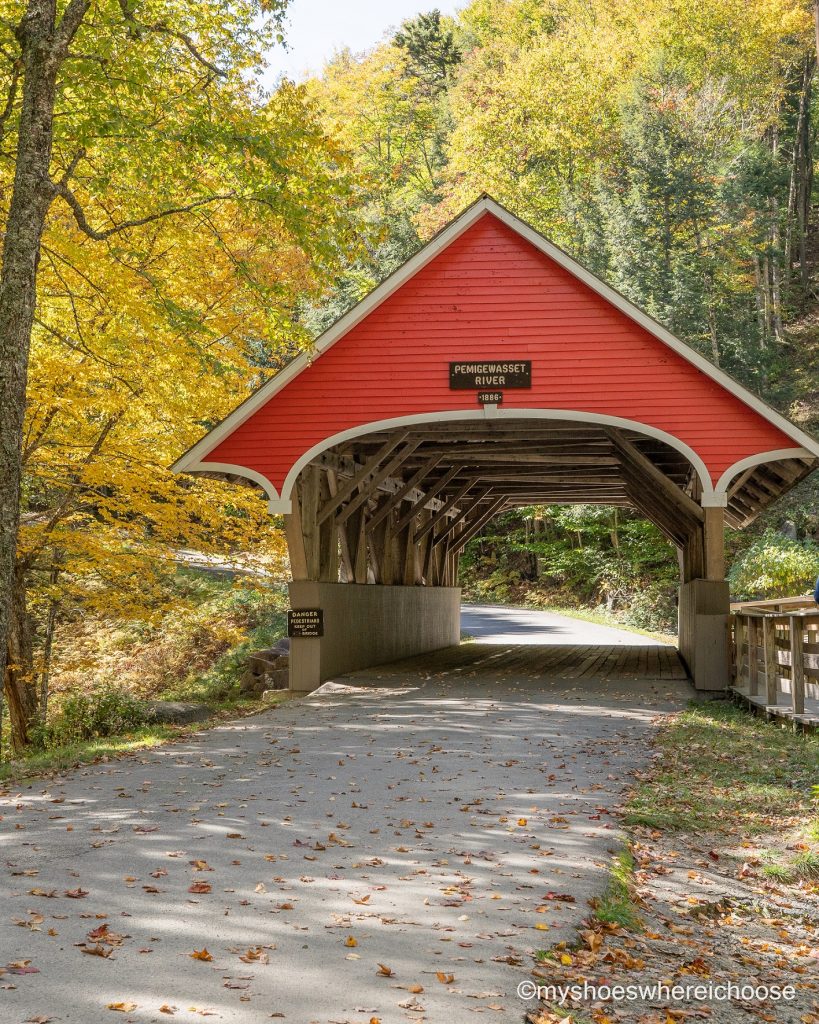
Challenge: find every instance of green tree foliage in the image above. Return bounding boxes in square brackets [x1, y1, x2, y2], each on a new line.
[729, 530, 819, 599]
[394, 9, 462, 93]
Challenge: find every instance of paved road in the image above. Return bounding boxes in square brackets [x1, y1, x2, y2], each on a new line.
[1, 609, 692, 1024]
[461, 603, 667, 645]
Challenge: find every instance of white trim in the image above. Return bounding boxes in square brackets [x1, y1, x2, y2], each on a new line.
[171, 194, 819, 473]
[714, 448, 815, 497]
[191, 462, 281, 509]
[277, 409, 718, 505]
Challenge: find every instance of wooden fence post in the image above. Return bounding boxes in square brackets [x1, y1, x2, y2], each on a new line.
[789, 615, 805, 716]
[762, 616, 778, 706]
[748, 617, 759, 696]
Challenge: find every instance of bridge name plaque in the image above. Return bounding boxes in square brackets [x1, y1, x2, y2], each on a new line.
[449, 360, 531, 389]
[288, 608, 324, 638]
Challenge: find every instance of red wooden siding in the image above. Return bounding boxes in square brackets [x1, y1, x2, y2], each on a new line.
[209, 212, 794, 491]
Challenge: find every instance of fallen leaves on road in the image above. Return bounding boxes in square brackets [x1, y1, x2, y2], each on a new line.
[189, 948, 213, 962]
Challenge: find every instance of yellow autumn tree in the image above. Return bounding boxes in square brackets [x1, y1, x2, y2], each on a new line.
[7, 80, 360, 748]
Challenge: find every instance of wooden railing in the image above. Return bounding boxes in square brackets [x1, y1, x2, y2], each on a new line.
[730, 601, 819, 721]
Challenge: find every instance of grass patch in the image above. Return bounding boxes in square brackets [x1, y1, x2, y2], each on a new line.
[793, 849, 819, 878]
[624, 701, 819, 835]
[0, 724, 181, 783]
[0, 692, 291, 784]
[592, 848, 641, 930]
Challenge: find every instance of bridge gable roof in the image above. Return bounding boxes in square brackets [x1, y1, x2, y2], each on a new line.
[173, 196, 819, 512]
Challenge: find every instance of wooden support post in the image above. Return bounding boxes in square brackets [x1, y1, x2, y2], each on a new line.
[369, 499, 392, 584]
[318, 472, 339, 582]
[300, 465, 321, 581]
[789, 615, 805, 716]
[403, 519, 420, 586]
[284, 487, 309, 581]
[762, 616, 778, 705]
[680, 526, 705, 583]
[703, 505, 725, 581]
[353, 511, 368, 584]
[389, 516, 411, 586]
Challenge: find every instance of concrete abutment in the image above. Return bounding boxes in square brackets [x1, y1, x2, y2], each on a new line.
[288, 582, 461, 692]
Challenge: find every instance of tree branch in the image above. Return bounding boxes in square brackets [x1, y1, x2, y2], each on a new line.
[55, 0, 92, 53]
[117, 0, 226, 77]
[50, 179, 236, 240]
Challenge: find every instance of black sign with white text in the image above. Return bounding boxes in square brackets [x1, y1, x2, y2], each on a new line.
[477, 391, 503, 405]
[288, 609, 324, 638]
[449, 360, 531, 389]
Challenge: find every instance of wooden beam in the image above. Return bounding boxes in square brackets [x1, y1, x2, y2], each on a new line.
[334, 441, 421, 525]
[607, 429, 704, 524]
[431, 487, 494, 548]
[414, 477, 480, 542]
[625, 482, 688, 547]
[393, 465, 463, 534]
[450, 496, 508, 553]
[365, 455, 443, 533]
[318, 472, 338, 582]
[317, 431, 409, 525]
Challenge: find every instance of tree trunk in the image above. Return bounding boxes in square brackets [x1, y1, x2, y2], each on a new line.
[4, 565, 36, 751]
[0, 2, 86, 748]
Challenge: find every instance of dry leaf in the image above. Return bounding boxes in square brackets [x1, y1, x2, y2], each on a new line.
[344, 936, 358, 947]
[190, 949, 213, 962]
[107, 1002, 138, 1012]
[377, 963, 394, 976]
[436, 972, 455, 984]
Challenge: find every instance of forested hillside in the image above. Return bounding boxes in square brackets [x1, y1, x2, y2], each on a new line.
[304, 0, 819, 624]
[4, 0, 819, 754]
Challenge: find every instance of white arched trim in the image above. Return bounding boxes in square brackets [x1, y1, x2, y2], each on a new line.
[191, 462, 282, 510]
[714, 448, 815, 499]
[277, 408, 718, 513]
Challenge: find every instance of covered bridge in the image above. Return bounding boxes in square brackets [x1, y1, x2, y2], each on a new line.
[173, 196, 819, 692]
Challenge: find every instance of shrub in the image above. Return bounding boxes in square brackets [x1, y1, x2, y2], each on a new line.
[728, 530, 819, 600]
[30, 687, 151, 750]
[620, 585, 677, 632]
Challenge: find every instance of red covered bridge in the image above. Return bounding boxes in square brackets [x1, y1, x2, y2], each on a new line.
[173, 196, 819, 692]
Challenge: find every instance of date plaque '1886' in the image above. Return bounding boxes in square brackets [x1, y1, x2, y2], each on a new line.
[287, 609, 324, 638]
